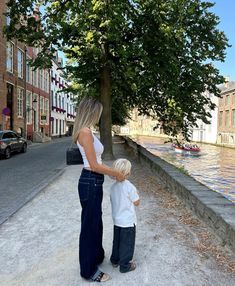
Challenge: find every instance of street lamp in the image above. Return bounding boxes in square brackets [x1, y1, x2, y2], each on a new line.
[32, 98, 37, 132]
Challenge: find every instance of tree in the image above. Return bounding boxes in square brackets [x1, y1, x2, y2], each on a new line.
[5, 0, 229, 158]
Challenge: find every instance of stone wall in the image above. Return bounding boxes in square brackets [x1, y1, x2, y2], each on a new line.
[123, 136, 235, 253]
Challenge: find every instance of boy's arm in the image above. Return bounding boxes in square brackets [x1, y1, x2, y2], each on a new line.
[128, 183, 140, 206]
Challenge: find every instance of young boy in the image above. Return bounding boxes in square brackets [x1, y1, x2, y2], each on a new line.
[110, 158, 140, 273]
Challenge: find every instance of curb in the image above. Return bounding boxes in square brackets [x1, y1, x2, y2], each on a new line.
[122, 136, 235, 253]
[0, 164, 66, 226]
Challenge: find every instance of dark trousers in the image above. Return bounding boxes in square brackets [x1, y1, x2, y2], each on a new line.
[78, 168, 105, 279]
[110, 225, 136, 273]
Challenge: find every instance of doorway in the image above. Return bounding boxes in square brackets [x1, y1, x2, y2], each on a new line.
[7, 83, 14, 130]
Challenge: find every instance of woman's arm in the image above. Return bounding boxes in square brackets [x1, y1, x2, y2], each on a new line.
[78, 128, 125, 181]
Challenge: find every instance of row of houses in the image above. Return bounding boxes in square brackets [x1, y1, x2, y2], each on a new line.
[0, 1, 76, 142]
[120, 82, 235, 147]
[191, 81, 235, 146]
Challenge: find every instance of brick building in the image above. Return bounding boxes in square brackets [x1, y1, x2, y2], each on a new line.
[0, 1, 51, 141]
[0, 0, 26, 134]
[25, 47, 50, 141]
[217, 81, 235, 146]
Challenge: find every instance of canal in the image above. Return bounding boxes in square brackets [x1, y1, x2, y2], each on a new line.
[132, 136, 235, 203]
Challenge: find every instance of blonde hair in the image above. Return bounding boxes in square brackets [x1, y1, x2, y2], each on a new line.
[72, 97, 103, 143]
[113, 158, 132, 177]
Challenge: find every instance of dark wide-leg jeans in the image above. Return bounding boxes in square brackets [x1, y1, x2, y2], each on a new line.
[110, 225, 136, 273]
[78, 168, 105, 279]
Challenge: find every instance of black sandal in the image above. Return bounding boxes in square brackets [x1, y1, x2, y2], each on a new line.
[90, 271, 111, 282]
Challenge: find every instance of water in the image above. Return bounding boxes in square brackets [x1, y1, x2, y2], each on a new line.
[132, 136, 235, 203]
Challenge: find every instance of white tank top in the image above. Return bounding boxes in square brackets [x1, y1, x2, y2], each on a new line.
[77, 132, 104, 168]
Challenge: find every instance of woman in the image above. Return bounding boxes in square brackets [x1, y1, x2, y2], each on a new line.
[73, 97, 125, 282]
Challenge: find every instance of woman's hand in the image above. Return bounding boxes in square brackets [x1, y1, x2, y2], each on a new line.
[115, 172, 125, 182]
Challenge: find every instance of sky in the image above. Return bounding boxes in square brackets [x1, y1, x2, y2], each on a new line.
[209, 0, 235, 80]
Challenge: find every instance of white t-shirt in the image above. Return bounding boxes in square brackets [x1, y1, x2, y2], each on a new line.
[110, 180, 139, 228]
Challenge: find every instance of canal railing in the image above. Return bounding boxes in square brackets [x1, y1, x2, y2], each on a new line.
[122, 136, 235, 253]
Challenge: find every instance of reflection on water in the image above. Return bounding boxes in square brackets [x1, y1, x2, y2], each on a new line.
[133, 136, 235, 203]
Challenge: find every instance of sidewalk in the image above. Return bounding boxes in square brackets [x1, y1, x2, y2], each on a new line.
[0, 139, 234, 286]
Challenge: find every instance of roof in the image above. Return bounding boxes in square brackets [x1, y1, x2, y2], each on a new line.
[220, 81, 235, 94]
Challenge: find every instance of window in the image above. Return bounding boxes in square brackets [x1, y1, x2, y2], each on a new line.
[26, 58, 32, 84]
[6, 42, 14, 73]
[45, 71, 49, 92]
[59, 95, 61, 108]
[6, 9, 11, 26]
[44, 99, 49, 124]
[225, 110, 229, 127]
[55, 92, 58, 107]
[17, 88, 24, 117]
[3, 132, 13, 139]
[232, 110, 235, 127]
[56, 119, 58, 133]
[219, 111, 223, 127]
[219, 96, 223, 106]
[62, 97, 64, 110]
[17, 49, 24, 78]
[39, 70, 43, 89]
[51, 90, 54, 106]
[225, 94, 230, 106]
[40, 96, 44, 123]
[33, 69, 38, 87]
[26, 91, 32, 124]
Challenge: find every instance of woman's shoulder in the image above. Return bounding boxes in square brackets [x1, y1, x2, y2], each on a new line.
[77, 127, 93, 145]
[79, 127, 92, 136]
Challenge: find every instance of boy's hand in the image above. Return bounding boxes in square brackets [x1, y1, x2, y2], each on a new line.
[133, 199, 140, 206]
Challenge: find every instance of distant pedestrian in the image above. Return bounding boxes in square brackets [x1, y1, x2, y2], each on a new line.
[73, 96, 125, 282]
[109, 158, 140, 273]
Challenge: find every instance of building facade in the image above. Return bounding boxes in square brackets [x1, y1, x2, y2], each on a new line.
[26, 47, 50, 141]
[0, 1, 51, 142]
[51, 52, 76, 137]
[0, 0, 26, 134]
[190, 91, 219, 144]
[115, 109, 163, 137]
[217, 81, 235, 146]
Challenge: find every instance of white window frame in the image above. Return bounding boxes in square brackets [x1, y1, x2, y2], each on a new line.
[40, 96, 45, 124]
[17, 48, 24, 79]
[39, 69, 43, 90]
[6, 8, 11, 26]
[26, 57, 32, 84]
[33, 69, 38, 87]
[225, 110, 229, 127]
[232, 109, 235, 127]
[6, 42, 14, 73]
[17, 88, 24, 117]
[26, 91, 32, 124]
[44, 99, 49, 124]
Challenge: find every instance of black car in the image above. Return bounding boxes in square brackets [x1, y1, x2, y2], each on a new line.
[0, 130, 27, 159]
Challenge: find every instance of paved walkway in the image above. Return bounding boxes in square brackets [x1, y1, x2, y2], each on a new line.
[0, 140, 234, 286]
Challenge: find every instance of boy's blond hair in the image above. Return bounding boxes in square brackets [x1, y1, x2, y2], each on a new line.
[113, 158, 132, 177]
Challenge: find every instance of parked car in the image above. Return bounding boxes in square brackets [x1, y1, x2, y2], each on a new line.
[0, 130, 27, 159]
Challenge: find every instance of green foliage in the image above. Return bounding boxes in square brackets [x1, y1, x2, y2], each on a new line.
[5, 0, 229, 140]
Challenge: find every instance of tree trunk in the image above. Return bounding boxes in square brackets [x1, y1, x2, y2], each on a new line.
[100, 64, 114, 160]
